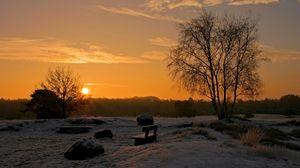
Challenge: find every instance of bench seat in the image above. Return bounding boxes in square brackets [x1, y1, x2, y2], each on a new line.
[131, 125, 157, 145]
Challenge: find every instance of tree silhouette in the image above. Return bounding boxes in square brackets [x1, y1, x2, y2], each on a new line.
[24, 89, 62, 119]
[41, 66, 85, 118]
[279, 94, 300, 116]
[168, 11, 264, 120]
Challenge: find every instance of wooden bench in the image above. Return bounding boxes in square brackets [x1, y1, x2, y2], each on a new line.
[131, 125, 158, 145]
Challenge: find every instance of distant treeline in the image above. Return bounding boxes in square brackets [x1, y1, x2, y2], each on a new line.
[0, 94, 300, 119]
[0, 99, 34, 119]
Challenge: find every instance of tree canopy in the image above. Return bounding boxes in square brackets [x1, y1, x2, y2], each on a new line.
[41, 66, 85, 118]
[24, 66, 85, 119]
[24, 89, 62, 119]
[168, 11, 264, 120]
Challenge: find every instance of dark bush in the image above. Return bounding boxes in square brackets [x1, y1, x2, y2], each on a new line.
[24, 89, 63, 119]
[263, 128, 292, 141]
[210, 121, 252, 139]
[244, 113, 255, 119]
[290, 129, 300, 139]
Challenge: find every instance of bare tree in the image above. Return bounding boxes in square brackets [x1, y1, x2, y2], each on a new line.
[168, 11, 264, 120]
[41, 66, 84, 118]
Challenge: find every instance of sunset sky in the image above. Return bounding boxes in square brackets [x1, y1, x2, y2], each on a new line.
[0, 0, 299, 100]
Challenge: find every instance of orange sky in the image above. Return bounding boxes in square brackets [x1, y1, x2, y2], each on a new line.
[0, 0, 300, 100]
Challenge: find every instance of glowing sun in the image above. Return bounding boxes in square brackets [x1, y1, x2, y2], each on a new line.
[81, 87, 90, 95]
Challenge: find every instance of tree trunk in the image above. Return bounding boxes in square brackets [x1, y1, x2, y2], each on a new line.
[62, 101, 66, 118]
[230, 80, 239, 119]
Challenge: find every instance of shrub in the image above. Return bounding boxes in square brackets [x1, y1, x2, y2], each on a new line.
[244, 113, 255, 119]
[210, 121, 251, 138]
[290, 128, 300, 139]
[253, 145, 285, 159]
[192, 128, 217, 140]
[264, 128, 292, 141]
[240, 127, 264, 147]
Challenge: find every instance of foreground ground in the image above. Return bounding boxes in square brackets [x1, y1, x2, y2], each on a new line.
[0, 115, 300, 168]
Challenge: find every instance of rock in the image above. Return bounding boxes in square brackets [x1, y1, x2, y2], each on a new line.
[0, 125, 20, 132]
[290, 128, 300, 139]
[57, 126, 91, 134]
[94, 129, 113, 139]
[136, 113, 154, 126]
[176, 122, 194, 128]
[64, 138, 104, 160]
[231, 116, 251, 122]
[243, 113, 255, 119]
[68, 119, 105, 125]
[35, 119, 47, 123]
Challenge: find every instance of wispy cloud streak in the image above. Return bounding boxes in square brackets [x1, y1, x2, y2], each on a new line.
[0, 37, 147, 64]
[140, 51, 167, 61]
[146, 0, 202, 11]
[228, 0, 279, 6]
[145, 0, 279, 11]
[149, 37, 177, 48]
[84, 82, 127, 88]
[261, 44, 300, 62]
[96, 5, 184, 23]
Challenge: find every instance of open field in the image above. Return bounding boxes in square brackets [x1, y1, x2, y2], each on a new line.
[0, 114, 300, 168]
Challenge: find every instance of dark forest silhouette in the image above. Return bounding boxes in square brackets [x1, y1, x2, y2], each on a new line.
[0, 94, 299, 119]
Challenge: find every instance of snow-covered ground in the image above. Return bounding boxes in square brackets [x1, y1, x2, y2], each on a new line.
[0, 115, 299, 168]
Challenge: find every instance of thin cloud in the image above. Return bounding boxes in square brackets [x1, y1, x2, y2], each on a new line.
[0, 37, 147, 64]
[145, 0, 279, 11]
[168, 0, 203, 9]
[146, 0, 202, 11]
[228, 0, 279, 6]
[203, 0, 223, 6]
[146, 0, 172, 11]
[140, 51, 168, 61]
[96, 5, 184, 23]
[261, 44, 300, 62]
[97, 5, 155, 19]
[84, 82, 127, 88]
[149, 37, 177, 48]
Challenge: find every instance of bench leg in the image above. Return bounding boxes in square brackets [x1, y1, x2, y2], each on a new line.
[134, 136, 157, 146]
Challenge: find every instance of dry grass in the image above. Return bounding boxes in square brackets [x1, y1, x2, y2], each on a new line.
[240, 127, 264, 147]
[253, 145, 286, 159]
[192, 128, 217, 140]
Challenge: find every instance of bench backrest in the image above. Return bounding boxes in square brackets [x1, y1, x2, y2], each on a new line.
[142, 125, 157, 138]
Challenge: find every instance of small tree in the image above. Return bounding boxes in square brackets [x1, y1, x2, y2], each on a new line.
[41, 66, 84, 118]
[24, 89, 62, 119]
[168, 11, 264, 120]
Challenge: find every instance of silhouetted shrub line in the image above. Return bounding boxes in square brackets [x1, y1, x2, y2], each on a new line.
[0, 94, 300, 119]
